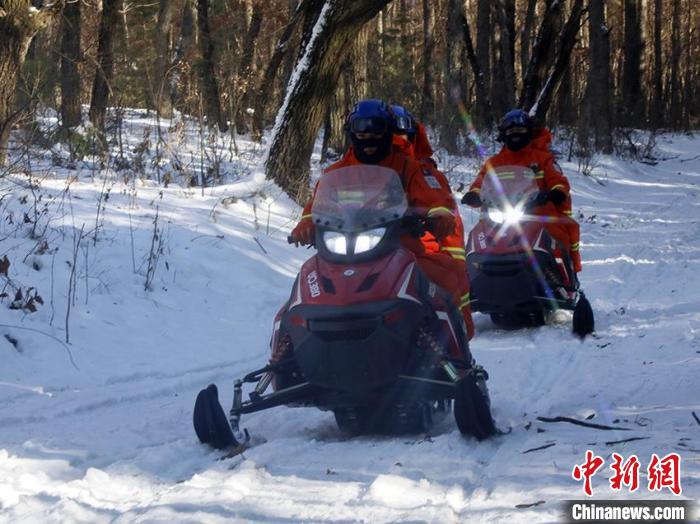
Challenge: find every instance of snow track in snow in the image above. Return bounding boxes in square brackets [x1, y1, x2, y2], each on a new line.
[1, 131, 699, 522]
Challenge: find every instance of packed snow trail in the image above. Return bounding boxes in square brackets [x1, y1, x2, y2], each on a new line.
[1, 131, 698, 522]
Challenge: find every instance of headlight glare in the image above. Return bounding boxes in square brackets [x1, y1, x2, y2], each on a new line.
[354, 227, 386, 253]
[488, 209, 505, 223]
[488, 208, 523, 225]
[323, 231, 347, 254]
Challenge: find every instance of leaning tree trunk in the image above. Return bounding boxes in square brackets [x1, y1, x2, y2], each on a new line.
[265, 0, 391, 202]
[89, 0, 121, 134]
[251, 1, 303, 140]
[529, 0, 584, 125]
[519, 0, 563, 111]
[196, 0, 227, 132]
[60, 0, 82, 129]
[0, 0, 63, 164]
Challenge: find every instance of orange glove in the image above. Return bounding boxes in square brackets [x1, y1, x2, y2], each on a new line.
[427, 212, 456, 240]
[291, 219, 315, 246]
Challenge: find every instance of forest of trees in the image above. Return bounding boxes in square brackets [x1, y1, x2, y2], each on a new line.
[0, 0, 698, 197]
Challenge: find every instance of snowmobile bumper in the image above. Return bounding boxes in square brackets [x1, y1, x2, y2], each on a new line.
[284, 300, 430, 392]
[467, 252, 576, 313]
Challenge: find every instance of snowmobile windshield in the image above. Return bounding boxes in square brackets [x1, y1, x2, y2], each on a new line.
[479, 164, 540, 210]
[311, 166, 408, 233]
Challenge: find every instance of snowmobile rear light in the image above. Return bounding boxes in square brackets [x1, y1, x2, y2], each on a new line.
[289, 314, 306, 328]
[383, 308, 406, 325]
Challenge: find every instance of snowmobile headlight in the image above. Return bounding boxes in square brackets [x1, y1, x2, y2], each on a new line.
[488, 208, 523, 225]
[354, 227, 386, 254]
[323, 231, 347, 255]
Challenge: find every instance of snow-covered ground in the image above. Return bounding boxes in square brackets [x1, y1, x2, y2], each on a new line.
[1, 116, 698, 523]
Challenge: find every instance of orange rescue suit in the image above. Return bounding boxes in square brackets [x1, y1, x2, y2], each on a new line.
[469, 128, 582, 272]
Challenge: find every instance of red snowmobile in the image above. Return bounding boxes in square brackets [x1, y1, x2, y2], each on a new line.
[194, 165, 495, 450]
[465, 164, 594, 335]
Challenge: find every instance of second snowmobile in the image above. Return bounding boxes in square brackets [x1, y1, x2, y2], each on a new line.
[465, 164, 594, 335]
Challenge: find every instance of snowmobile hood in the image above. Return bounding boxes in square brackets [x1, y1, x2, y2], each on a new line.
[290, 247, 416, 308]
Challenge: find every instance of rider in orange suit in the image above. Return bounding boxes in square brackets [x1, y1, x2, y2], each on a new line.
[462, 110, 582, 272]
[291, 100, 475, 341]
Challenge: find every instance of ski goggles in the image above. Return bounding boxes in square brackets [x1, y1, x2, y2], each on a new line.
[504, 126, 530, 136]
[394, 115, 415, 134]
[348, 116, 389, 135]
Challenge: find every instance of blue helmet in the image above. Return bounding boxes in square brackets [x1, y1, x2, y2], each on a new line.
[391, 104, 416, 138]
[498, 109, 532, 134]
[346, 99, 395, 135]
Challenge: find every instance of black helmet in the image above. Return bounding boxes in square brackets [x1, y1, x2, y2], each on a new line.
[498, 109, 533, 151]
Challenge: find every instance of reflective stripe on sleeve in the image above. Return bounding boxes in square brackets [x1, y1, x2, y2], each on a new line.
[301, 213, 312, 221]
[571, 242, 580, 251]
[550, 184, 566, 191]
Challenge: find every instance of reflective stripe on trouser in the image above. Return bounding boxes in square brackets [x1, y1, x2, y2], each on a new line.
[441, 246, 466, 261]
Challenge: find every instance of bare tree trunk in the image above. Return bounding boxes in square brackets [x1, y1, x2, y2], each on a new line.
[441, 0, 464, 151]
[459, 7, 482, 95]
[475, 0, 491, 127]
[493, 0, 515, 117]
[520, 0, 537, 87]
[668, 0, 681, 128]
[682, 0, 692, 128]
[519, 0, 563, 111]
[89, 0, 122, 134]
[196, 0, 227, 132]
[153, 0, 175, 117]
[234, 2, 262, 133]
[651, 0, 663, 127]
[265, 0, 391, 201]
[251, 1, 303, 140]
[60, 0, 81, 129]
[530, 0, 584, 124]
[621, 0, 643, 125]
[419, 0, 434, 120]
[171, 0, 196, 110]
[585, 0, 612, 152]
